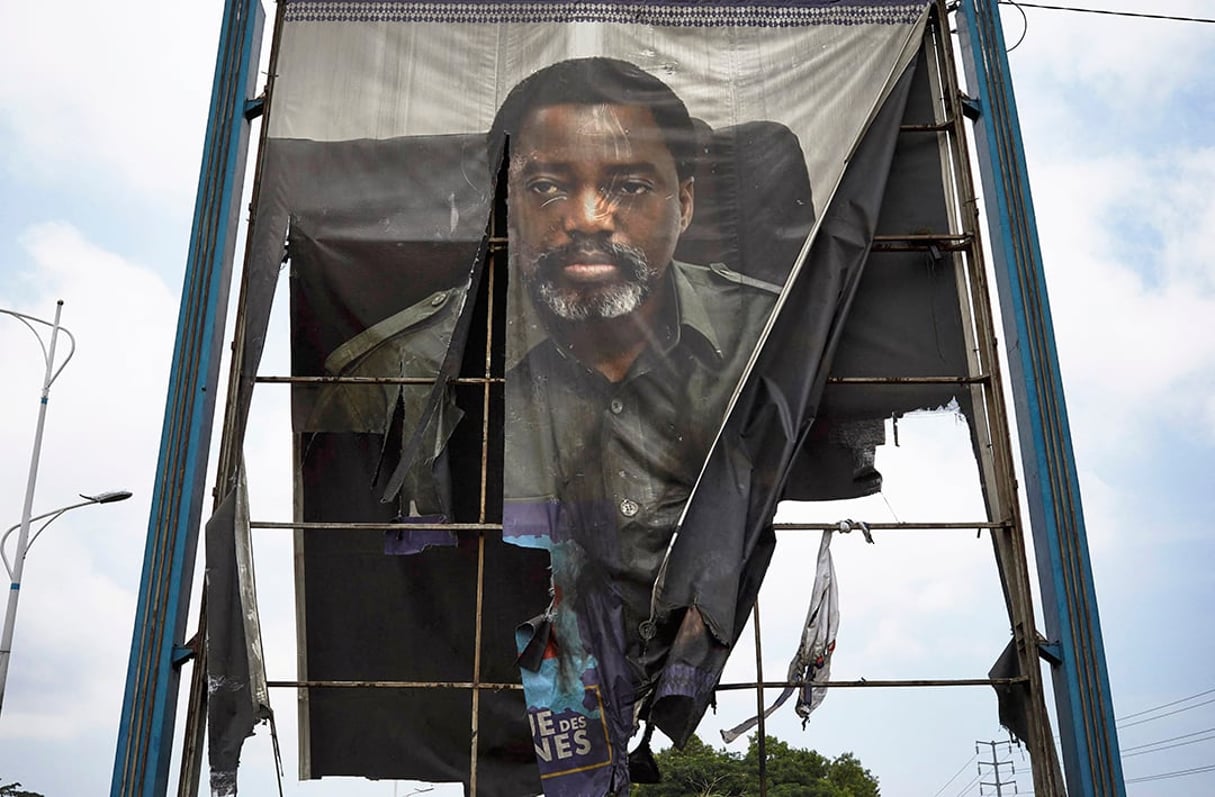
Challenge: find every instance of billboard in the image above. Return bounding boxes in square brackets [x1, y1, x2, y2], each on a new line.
[207, 1, 978, 794]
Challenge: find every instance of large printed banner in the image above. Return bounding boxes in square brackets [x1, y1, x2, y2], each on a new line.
[252, 1, 943, 795]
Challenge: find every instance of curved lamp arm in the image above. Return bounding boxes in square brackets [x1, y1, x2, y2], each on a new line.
[1, 491, 133, 579]
[0, 306, 77, 392]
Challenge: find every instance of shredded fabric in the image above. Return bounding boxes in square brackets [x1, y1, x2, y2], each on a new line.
[722, 528, 841, 743]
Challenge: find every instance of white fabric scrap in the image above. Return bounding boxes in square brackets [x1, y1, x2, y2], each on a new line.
[722, 529, 840, 743]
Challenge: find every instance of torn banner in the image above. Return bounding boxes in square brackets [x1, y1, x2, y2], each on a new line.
[498, 8, 931, 796]
[243, 0, 971, 793]
[206, 466, 272, 797]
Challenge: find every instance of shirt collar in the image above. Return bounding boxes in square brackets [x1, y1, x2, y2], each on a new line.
[666, 260, 725, 364]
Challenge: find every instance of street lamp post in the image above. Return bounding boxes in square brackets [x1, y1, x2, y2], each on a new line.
[0, 300, 78, 717]
[0, 491, 133, 715]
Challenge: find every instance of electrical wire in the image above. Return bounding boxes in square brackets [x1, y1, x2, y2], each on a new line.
[932, 754, 978, 797]
[953, 772, 982, 797]
[938, 690, 1215, 788]
[1122, 725, 1215, 753]
[996, 1, 1215, 24]
[1117, 687, 1215, 722]
[1118, 696, 1215, 730]
[1125, 763, 1215, 784]
[1122, 732, 1215, 758]
[1005, 1, 1030, 51]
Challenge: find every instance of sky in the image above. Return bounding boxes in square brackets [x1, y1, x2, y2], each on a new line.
[0, 1, 1213, 795]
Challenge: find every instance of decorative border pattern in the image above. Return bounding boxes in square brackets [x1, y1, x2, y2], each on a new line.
[284, 1, 928, 26]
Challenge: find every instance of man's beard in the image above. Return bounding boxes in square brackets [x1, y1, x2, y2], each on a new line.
[519, 240, 659, 322]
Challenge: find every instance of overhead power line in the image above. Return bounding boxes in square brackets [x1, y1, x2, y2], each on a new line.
[1122, 725, 1215, 753]
[953, 772, 983, 797]
[997, 1, 1215, 24]
[1125, 762, 1215, 784]
[1122, 731, 1215, 758]
[1117, 687, 1215, 722]
[1118, 696, 1215, 730]
[933, 754, 978, 797]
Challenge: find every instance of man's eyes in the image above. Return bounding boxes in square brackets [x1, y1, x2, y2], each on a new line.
[527, 178, 563, 197]
[615, 179, 654, 196]
[522, 177, 655, 199]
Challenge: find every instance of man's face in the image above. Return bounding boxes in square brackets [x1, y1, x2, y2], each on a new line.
[509, 103, 694, 322]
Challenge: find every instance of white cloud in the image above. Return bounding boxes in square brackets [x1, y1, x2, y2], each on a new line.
[0, 222, 175, 744]
[1001, 3, 1215, 466]
[1027, 151, 1215, 459]
[0, 0, 223, 207]
[1007, 1, 1214, 121]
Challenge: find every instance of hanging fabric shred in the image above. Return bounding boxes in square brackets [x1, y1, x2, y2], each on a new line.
[722, 528, 842, 743]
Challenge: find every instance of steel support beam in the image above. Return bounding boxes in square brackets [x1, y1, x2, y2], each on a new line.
[956, 2, 1124, 794]
[110, 1, 264, 794]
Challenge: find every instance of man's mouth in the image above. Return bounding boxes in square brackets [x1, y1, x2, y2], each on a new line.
[523, 240, 655, 321]
[551, 248, 626, 282]
[560, 261, 621, 282]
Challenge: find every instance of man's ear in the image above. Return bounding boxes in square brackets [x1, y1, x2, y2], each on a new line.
[678, 176, 695, 232]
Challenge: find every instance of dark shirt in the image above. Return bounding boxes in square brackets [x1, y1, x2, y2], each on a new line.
[504, 260, 780, 642]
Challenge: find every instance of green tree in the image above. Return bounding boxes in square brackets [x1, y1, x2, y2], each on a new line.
[634, 735, 879, 797]
[0, 781, 45, 797]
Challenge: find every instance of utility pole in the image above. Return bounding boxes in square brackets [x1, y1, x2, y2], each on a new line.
[977, 739, 1018, 796]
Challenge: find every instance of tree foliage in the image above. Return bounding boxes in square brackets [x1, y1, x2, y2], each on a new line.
[633, 735, 879, 797]
[0, 782, 44, 797]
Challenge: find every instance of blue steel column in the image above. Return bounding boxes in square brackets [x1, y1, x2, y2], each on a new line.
[957, 2, 1124, 795]
[111, 0, 264, 794]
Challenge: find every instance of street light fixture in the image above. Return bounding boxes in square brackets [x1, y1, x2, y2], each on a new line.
[0, 300, 79, 718]
[1, 491, 134, 576]
[0, 490, 132, 716]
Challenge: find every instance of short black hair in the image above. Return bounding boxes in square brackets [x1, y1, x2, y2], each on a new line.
[489, 57, 696, 182]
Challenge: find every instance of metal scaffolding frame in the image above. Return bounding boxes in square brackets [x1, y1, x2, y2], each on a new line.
[958, 0, 1125, 792]
[110, 1, 1122, 795]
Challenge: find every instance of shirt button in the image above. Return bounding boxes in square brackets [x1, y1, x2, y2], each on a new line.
[609, 398, 624, 415]
[618, 498, 639, 517]
[430, 291, 447, 307]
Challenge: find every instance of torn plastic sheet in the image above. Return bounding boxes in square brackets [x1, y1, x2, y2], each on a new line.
[289, 215, 472, 521]
[206, 463, 272, 796]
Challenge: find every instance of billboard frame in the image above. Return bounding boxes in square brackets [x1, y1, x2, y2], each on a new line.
[957, 1, 1125, 794]
[110, 0, 264, 794]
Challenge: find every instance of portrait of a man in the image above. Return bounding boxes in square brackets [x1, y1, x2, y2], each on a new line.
[499, 57, 794, 792]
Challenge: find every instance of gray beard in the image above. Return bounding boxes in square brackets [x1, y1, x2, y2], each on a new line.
[533, 279, 648, 321]
[519, 241, 658, 322]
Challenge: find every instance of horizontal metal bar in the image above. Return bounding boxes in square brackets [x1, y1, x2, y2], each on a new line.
[265, 677, 1025, 691]
[267, 679, 522, 690]
[826, 374, 988, 385]
[270, 374, 984, 386]
[716, 677, 1028, 691]
[255, 375, 503, 385]
[900, 121, 955, 132]
[873, 233, 971, 244]
[773, 521, 1009, 531]
[251, 521, 501, 531]
[487, 234, 971, 252]
[871, 233, 973, 252]
[254, 520, 1008, 533]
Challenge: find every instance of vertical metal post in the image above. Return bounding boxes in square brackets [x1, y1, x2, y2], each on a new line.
[110, 0, 264, 794]
[0, 301, 65, 715]
[752, 601, 767, 797]
[957, 2, 1124, 794]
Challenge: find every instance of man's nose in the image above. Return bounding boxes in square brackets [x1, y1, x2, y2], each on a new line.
[564, 186, 615, 235]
